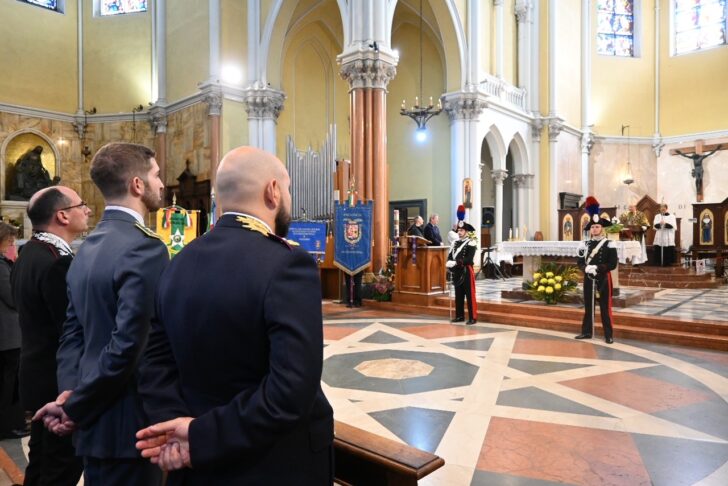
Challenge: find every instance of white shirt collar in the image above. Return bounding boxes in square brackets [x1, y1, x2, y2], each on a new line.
[104, 205, 145, 225]
[222, 212, 273, 234]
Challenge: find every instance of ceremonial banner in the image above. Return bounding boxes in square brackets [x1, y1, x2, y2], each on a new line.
[288, 221, 327, 254]
[156, 207, 200, 256]
[334, 201, 372, 275]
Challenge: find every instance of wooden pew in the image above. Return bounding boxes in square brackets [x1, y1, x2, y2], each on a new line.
[334, 420, 445, 485]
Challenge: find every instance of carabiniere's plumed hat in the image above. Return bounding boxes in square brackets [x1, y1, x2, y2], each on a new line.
[584, 196, 612, 230]
[455, 205, 476, 232]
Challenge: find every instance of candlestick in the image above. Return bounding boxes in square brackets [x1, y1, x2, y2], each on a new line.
[509, 228, 512, 240]
[515, 228, 519, 239]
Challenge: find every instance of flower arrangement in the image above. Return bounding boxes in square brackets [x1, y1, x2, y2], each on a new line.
[525, 263, 579, 305]
[371, 275, 394, 301]
[605, 217, 624, 234]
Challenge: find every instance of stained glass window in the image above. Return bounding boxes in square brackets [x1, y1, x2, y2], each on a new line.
[100, 0, 147, 16]
[674, 0, 727, 54]
[597, 0, 635, 56]
[21, 0, 58, 10]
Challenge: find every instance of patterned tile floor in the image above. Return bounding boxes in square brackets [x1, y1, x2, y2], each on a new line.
[322, 310, 728, 485]
[470, 277, 728, 323]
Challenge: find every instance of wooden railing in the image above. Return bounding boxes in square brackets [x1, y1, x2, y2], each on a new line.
[334, 420, 445, 485]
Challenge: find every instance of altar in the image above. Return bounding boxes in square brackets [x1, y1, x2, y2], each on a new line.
[498, 240, 644, 291]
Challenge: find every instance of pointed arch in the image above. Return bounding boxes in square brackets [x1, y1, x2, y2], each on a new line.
[484, 125, 507, 170]
[507, 131, 529, 174]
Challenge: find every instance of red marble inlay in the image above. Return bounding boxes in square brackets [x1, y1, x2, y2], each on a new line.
[400, 324, 482, 339]
[513, 338, 599, 359]
[561, 371, 712, 414]
[478, 417, 651, 485]
[323, 327, 360, 341]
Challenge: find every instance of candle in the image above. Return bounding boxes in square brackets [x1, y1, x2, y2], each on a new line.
[429, 96, 433, 107]
[415, 96, 419, 107]
[524, 226, 528, 239]
[401, 99, 405, 109]
[509, 228, 512, 240]
[437, 99, 442, 110]
[515, 228, 519, 239]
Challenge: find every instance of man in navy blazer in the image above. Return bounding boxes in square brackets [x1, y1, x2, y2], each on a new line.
[136, 146, 334, 484]
[34, 142, 168, 485]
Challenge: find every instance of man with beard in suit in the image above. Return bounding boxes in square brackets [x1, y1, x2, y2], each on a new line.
[136, 146, 333, 484]
[34, 142, 168, 485]
[12, 186, 89, 485]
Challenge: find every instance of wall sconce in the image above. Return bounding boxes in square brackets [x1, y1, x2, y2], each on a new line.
[621, 124, 634, 185]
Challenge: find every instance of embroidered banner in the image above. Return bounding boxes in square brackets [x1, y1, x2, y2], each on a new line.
[334, 201, 372, 275]
[156, 207, 200, 256]
[288, 221, 327, 254]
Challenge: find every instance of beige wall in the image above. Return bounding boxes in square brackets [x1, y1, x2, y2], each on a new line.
[221, 0, 247, 81]
[277, 16, 348, 160]
[388, 22, 450, 223]
[166, 103, 212, 184]
[83, 3, 152, 113]
[167, 0, 209, 102]
[0, 1, 78, 113]
[221, 99, 248, 156]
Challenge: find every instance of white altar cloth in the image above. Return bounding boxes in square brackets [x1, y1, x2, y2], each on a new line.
[497, 240, 645, 265]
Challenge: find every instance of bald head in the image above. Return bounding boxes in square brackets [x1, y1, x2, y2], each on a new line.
[216, 146, 292, 235]
[216, 147, 287, 210]
[28, 187, 72, 228]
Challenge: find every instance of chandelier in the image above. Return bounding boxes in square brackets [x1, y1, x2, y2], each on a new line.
[400, 0, 441, 141]
[621, 124, 634, 185]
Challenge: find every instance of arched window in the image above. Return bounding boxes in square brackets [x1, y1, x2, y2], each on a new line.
[99, 0, 147, 16]
[673, 0, 727, 55]
[597, 0, 636, 57]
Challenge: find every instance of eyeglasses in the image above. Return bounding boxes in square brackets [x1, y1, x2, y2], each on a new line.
[58, 201, 87, 211]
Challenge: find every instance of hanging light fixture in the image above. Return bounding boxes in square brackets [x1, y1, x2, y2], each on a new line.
[622, 124, 634, 185]
[400, 0, 441, 141]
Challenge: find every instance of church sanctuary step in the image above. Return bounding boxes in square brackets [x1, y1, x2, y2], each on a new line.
[618, 265, 721, 289]
[364, 300, 728, 351]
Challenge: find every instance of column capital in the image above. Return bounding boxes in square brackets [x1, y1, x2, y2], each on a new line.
[442, 91, 488, 122]
[512, 173, 534, 187]
[148, 105, 168, 134]
[531, 116, 545, 141]
[581, 130, 594, 155]
[338, 55, 397, 90]
[200, 84, 224, 116]
[652, 135, 665, 157]
[243, 86, 286, 120]
[515, 0, 533, 23]
[72, 116, 86, 140]
[491, 169, 509, 184]
[548, 116, 564, 142]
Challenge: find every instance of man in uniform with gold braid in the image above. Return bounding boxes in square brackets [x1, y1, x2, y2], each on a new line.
[575, 196, 618, 344]
[447, 217, 478, 325]
[136, 146, 333, 484]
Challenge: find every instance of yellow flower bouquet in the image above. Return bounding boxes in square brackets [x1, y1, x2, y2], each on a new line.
[525, 263, 579, 305]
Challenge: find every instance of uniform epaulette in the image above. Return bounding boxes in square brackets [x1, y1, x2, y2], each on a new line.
[235, 215, 270, 237]
[266, 232, 293, 250]
[134, 223, 163, 241]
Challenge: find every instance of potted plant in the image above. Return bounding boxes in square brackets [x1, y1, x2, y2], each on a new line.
[525, 263, 579, 305]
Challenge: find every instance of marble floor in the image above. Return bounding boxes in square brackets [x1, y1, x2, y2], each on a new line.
[469, 277, 728, 323]
[322, 309, 728, 485]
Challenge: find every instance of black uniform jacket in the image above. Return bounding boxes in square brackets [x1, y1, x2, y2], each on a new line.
[577, 238, 618, 278]
[11, 239, 73, 411]
[448, 238, 477, 282]
[56, 210, 169, 458]
[139, 213, 334, 484]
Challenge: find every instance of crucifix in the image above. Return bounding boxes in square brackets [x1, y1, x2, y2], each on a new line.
[670, 140, 725, 202]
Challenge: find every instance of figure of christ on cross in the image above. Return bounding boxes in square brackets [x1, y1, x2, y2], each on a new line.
[671, 140, 724, 202]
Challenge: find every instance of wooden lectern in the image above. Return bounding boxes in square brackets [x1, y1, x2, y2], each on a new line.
[393, 236, 449, 306]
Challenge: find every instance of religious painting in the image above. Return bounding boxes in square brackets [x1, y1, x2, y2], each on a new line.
[699, 209, 714, 246]
[562, 214, 574, 241]
[463, 178, 473, 209]
[580, 214, 590, 236]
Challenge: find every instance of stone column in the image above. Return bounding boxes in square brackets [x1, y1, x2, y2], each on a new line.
[205, 89, 223, 185]
[580, 0, 591, 197]
[494, 0, 505, 78]
[149, 107, 168, 184]
[339, 56, 396, 272]
[491, 169, 508, 243]
[515, 0, 533, 90]
[243, 86, 286, 154]
[548, 118, 563, 239]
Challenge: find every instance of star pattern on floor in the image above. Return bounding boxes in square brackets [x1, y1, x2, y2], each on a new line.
[322, 318, 728, 485]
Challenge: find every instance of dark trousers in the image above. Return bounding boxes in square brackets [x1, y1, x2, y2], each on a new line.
[344, 272, 363, 305]
[654, 245, 675, 266]
[454, 266, 476, 321]
[581, 273, 613, 339]
[83, 456, 161, 486]
[0, 348, 24, 433]
[24, 420, 83, 486]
